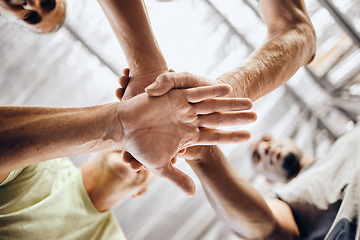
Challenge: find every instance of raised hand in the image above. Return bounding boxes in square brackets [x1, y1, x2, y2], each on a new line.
[118, 85, 256, 196]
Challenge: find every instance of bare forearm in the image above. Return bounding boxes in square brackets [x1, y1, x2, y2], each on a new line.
[187, 146, 296, 239]
[0, 104, 122, 173]
[97, 0, 167, 72]
[217, 0, 316, 100]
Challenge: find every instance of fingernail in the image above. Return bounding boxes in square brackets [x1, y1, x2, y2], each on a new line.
[145, 81, 159, 91]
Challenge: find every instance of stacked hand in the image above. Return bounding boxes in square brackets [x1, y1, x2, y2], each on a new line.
[116, 69, 257, 196]
[116, 67, 168, 101]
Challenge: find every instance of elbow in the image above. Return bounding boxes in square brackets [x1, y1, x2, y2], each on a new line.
[295, 18, 316, 65]
[267, 11, 317, 66]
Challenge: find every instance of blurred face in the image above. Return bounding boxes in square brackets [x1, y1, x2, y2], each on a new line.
[0, 0, 66, 33]
[251, 135, 303, 183]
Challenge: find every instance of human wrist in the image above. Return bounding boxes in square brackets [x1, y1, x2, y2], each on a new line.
[128, 53, 168, 74]
[186, 145, 220, 166]
[129, 61, 168, 77]
[101, 102, 126, 151]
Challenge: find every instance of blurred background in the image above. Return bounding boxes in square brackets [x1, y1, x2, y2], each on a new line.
[0, 0, 359, 239]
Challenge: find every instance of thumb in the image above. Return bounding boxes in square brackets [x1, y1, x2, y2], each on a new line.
[145, 72, 201, 96]
[144, 69, 175, 96]
[145, 73, 175, 96]
[159, 163, 196, 196]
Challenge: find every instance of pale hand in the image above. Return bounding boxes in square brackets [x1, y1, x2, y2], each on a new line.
[118, 85, 256, 196]
[117, 70, 220, 169]
[115, 67, 172, 170]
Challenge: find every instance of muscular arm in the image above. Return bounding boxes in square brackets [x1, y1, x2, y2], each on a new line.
[217, 0, 316, 100]
[97, 0, 168, 99]
[185, 146, 299, 239]
[146, 0, 316, 101]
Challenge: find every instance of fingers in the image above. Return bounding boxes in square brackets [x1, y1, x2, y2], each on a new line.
[197, 128, 252, 144]
[115, 88, 125, 101]
[192, 98, 253, 114]
[116, 68, 130, 101]
[119, 75, 130, 89]
[198, 112, 257, 127]
[182, 84, 232, 103]
[145, 72, 206, 96]
[122, 68, 130, 77]
[157, 163, 196, 196]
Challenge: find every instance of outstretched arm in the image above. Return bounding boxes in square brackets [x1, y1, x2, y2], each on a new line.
[97, 0, 168, 99]
[217, 0, 316, 100]
[0, 104, 120, 173]
[145, 0, 316, 101]
[184, 146, 300, 239]
[0, 85, 256, 195]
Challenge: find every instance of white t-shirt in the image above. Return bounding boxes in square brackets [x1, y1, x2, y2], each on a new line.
[0, 158, 127, 240]
[272, 125, 360, 239]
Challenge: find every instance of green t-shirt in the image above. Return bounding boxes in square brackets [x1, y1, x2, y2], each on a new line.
[0, 158, 127, 240]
